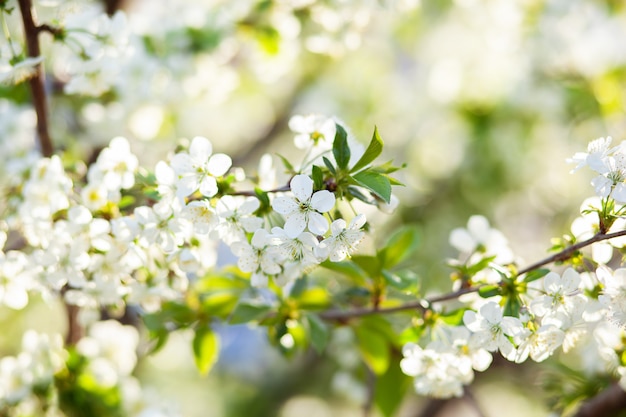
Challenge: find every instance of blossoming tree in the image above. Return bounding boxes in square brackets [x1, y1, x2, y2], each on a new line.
[2, 1, 626, 417]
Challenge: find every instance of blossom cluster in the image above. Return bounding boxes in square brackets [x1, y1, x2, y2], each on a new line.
[397, 139, 626, 399]
[1, 115, 376, 319]
[0, 321, 180, 417]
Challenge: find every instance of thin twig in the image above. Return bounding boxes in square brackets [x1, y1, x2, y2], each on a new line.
[517, 229, 626, 275]
[17, 0, 53, 157]
[573, 383, 626, 417]
[319, 230, 626, 322]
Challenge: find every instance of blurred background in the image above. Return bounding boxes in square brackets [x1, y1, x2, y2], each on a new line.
[2, 0, 626, 415]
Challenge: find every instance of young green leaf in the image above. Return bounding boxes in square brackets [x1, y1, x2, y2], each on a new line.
[350, 126, 384, 173]
[375, 354, 412, 417]
[192, 326, 220, 375]
[332, 123, 350, 170]
[311, 165, 324, 190]
[355, 324, 390, 375]
[323, 156, 336, 175]
[378, 226, 420, 269]
[276, 153, 296, 174]
[351, 170, 392, 203]
[305, 314, 330, 354]
[523, 268, 550, 283]
[229, 301, 273, 324]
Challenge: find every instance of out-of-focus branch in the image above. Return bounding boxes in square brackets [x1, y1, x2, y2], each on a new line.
[573, 383, 626, 417]
[17, 0, 53, 157]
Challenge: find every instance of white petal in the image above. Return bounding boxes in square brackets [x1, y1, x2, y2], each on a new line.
[561, 268, 581, 293]
[480, 302, 502, 325]
[189, 136, 213, 161]
[284, 212, 307, 238]
[199, 176, 218, 197]
[307, 212, 329, 235]
[467, 215, 490, 243]
[170, 153, 194, 175]
[330, 218, 347, 235]
[272, 196, 298, 215]
[350, 214, 366, 229]
[155, 160, 175, 185]
[463, 310, 480, 332]
[543, 272, 562, 294]
[449, 228, 475, 253]
[207, 153, 232, 177]
[310, 190, 335, 213]
[290, 175, 313, 202]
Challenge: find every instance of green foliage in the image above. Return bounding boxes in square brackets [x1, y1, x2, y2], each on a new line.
[332, 124, 351, 170]
[55, 350, 124, 417]
[350, 126, 384, 173]
[378, 226, 420, 269]
[374, 352, 412, 417]
[354, 316, 396, 375]
[305, 314, 330, 354]
[192, 326, 220, 375]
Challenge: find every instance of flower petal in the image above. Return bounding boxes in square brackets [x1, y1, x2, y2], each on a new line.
[272, 196, 298, 215]
[290, 174, 313, 202]
[189, 136, 213, 161]
[307, 211, 329, 235]
[310, 190, 335, 213]
[207, 153, 232, 177]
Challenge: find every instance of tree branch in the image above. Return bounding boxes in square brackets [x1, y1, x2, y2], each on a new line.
[17, 0, 53, 157]
[573, 383, 626, 417]
[517, 229, 626, 275]
[319, 230, 626, 322]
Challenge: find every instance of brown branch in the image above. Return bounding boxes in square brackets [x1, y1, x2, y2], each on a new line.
[17, 0, 53, 157]
[573, 383, 626, 417]
[319, 287, 479, 321]
[517, 229, 626, 276]
[319, 229, 626, 322]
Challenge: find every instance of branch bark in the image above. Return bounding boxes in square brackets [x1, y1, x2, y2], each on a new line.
[574, 383, 626, 417]
[319, 229, 626, 322]
[17, 0, 53, 157]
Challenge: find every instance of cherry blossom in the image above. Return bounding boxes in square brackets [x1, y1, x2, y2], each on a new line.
[272, 174, 335, 238]
[170, 136, 232, 198]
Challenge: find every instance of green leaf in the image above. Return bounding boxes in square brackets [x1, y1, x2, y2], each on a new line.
[118, 195, 136, 209]
[355, 322, 390, 375]
[332, 123, 350, 170]
[378, 226, 420, 269]
[351, 170, 392, 203]
[295, 287, 330, 310]
[351, 255, 381, 279]
[503, 296, 522, 317]
[320, 260, 367, 283]
[478, 284, 502, 298]
[323, 156, 336, 175]
[351, 126, 384, 173]
[382, 270, 419, 292]
[229, 301, 273, 324]
[312, 165, 324, 190]
[347, 186, 375, 204]
[276, 153, 295, 174]
[439, 308, 466, 326]
[305, 314, 330, 354]
[254, 187, 270, 208]
[523, 268, 550, 283]
[192, 327, 220, 375]
[375, 353, 412, 417]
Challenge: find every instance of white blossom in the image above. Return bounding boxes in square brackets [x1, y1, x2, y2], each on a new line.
[317, 214, 366, 262]
[272, 174, 335, 238]
[170, 136, 232, 198]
